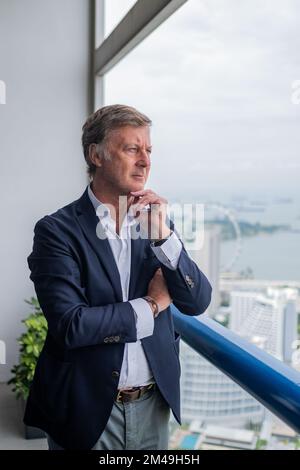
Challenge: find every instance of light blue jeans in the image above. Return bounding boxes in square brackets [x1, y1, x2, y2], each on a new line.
[47, 386, 170, 450]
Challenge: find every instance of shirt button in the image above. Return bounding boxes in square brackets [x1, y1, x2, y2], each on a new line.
[112, 371, 120, 378]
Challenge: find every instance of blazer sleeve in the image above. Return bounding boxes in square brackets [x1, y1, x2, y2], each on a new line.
[159, 224, 212, 316]
[27, 216, 137, 350]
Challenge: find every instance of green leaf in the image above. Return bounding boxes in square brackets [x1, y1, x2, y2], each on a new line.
[7, 297, 47, 401]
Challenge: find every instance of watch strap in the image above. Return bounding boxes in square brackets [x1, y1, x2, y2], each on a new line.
[142, 296, 160, 318]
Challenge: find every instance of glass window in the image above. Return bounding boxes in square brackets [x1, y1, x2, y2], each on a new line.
[103, 0, 300, 449]
[104, 0, 137, 39]
[105, 0, 300, 370]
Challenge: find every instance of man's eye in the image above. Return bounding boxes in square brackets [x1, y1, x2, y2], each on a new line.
[128, 148, 137, 152]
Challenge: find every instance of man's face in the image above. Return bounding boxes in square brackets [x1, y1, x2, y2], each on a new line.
[100, 125, 152, 194]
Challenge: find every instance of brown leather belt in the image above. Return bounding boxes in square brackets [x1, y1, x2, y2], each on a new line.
[116, 383, 156, 403]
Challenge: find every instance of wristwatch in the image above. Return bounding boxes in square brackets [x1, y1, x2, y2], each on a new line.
[152, 230, 173, 246]
[143, 296, 160, 318]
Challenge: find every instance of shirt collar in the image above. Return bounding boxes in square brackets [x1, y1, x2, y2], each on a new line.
[87, 184, 136, 230]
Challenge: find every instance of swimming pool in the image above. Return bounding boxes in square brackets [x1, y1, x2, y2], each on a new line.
[179, 433, 199, 450]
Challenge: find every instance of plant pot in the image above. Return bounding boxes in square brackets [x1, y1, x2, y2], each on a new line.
[20, 397, 46, 440]
[24, 423, 46, 440]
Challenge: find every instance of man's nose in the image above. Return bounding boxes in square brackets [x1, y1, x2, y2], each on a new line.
[137, 149, 151, 167]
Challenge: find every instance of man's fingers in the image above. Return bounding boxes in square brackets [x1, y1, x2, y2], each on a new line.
[154, 268, 163, 277]
[135, 200, 167, 216]
[131, 190, 168, 205]
[131, 189, 154, 196]
[133, 197, 152, 214]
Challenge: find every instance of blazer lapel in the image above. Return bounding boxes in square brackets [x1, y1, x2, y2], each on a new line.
[75, 188, 123, 302]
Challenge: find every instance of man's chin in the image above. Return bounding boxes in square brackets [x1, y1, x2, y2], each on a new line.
[119, 184, 144, 196]
[130, 179, 145, 192]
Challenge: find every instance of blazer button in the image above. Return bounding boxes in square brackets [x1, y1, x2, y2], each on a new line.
[112, 371, 120, 378]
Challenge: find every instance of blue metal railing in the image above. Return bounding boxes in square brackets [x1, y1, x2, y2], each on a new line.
[171, 305, 300, 433]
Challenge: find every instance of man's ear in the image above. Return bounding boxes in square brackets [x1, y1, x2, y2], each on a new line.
[88, 143, 102, 168]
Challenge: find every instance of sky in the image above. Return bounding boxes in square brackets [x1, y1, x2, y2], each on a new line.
[103, 0, 300, 202]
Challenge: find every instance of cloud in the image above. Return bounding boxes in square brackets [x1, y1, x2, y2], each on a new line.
[104, 0, 300, 197]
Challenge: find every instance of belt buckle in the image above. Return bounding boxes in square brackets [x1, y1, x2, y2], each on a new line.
[137, 384, 151, 399]
[116, 388, 137, 402]
[116, 384, 153, 403]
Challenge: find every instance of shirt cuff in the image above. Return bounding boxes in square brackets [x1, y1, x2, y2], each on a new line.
[150, 231, 182, 270]
[129, 298, 154, 340]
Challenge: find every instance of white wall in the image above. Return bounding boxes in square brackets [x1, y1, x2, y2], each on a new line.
[0, 0, 90, 381]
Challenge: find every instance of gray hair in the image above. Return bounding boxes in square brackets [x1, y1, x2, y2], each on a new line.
[82, 104, 152, 178]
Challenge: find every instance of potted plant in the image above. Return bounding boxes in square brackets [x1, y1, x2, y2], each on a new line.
[8, 297, 47, 439]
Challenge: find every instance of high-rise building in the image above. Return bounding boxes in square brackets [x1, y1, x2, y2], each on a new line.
[184, 226, 221, 317]
[179, 226, 263, 426]
[180, 340, 264, 426]
[229, 291, 257, 332]
[230, 288, 298, 363]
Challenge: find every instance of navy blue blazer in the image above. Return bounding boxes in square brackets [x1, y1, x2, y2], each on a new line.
[24, 187, 212, 449]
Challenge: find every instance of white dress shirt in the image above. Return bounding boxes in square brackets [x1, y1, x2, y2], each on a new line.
[87, 185, 182, 390]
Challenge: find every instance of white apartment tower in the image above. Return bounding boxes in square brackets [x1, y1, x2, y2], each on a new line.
[180, 340, 263, 426]
[230, 288, 298, 363]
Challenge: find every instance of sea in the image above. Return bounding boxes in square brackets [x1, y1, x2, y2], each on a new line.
[218, 196, 300, 281]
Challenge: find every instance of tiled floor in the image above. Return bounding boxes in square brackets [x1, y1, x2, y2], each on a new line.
[0, 383, 47, 450]
[0, 383, 179, 450]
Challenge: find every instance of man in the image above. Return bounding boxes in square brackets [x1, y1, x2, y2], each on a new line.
[24, 104, 212, 450]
